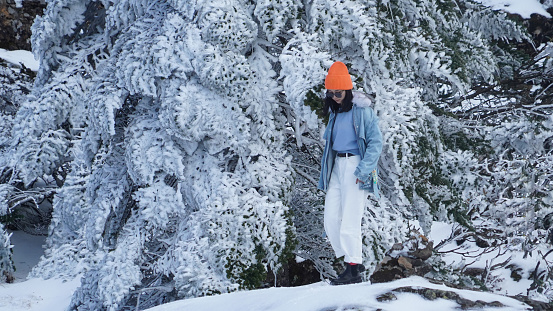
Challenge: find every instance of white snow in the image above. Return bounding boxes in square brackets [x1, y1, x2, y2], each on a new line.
[0, 49, 39, 72]
[0, 274, 531, 311]
[475, 0, 552, 18]
[0, 277, 80, 311]
[144, 277, 528, 311]
[9, 231, 46, 281]
[428, 220, 454, 243]
[0, 224, 536, 311]
[0, 231, 81, 311]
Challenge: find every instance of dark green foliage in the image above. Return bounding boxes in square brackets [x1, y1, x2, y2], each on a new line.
[0, 211, 22, 229]
[237, 245, 267, 289]
[304, 85, 327, 122]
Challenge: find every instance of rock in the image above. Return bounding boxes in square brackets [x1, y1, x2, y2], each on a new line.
[369, 258, 404, 284]
[0, 0, 47, 50]
[376, 292, 397, 302]
[409, 241, 433, 260]
[370, 229, 435, 283]
[397, 256, 412, 269]
[404, 263, 432, 278]
[391, 243, 403, 251]
[407, 257, 425, 267]
[2, 270, 14, 283]
[392, 286, 505, 309]
[511, 294, 553, 311]
[380, 256, 393, 265]
[463, 267, 485, 279]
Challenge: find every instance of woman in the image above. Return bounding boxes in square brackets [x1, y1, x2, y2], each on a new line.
[318, 61, 383, 285]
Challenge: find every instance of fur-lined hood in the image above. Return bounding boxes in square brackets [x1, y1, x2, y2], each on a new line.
[352, 91, 374, 109]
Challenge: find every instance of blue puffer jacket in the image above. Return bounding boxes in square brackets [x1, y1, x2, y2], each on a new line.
[317, 91, 383, 198]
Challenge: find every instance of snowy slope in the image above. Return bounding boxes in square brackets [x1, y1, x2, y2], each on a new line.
[0, 275, 531, 311]
[0, 49, 39, 71]
[0, 222, 537, 311]
[143, 277, 530, 311]
[0, 278, 80, 311]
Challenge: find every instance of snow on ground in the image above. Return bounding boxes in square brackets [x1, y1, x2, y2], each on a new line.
[9, 231, 46, 281]
[474, 0, 552, 18]
[144, 276, 529, 311]
[427, 221, 544, 300]
[0, 230, 81, 311]
[0, 275, 530, 311]
[0, 277, 80, 311]
[0, 49, 39, 71]
[0, 223, 535, 311]
[143, 276, 530, 311]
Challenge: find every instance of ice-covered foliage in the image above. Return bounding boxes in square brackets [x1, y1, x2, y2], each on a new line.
[0, 60, 33, 149]
[0, 55, 57, 235]
[0, 56, 34, 167]
[0, 222, 14, 283]
[8, 0, 294, 309]
[282, 0, 528, 278]
[439, 13, 553, 302]
[0, 183, 14, 283]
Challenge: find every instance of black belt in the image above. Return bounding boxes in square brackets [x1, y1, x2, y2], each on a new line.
[336, 152, 356, 157]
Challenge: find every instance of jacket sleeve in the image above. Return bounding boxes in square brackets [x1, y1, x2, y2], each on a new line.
[354, 108, 383, 183]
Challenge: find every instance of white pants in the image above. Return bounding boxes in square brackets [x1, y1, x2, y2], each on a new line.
[324, 155, 366, 264]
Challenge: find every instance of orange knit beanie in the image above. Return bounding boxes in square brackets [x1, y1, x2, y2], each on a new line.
[325, 61, 353, 90]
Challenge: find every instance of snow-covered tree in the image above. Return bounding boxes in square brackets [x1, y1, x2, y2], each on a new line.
[451, 40, 553, 300]
[0, 184, 15, 284]
[281, 0, 528, 277]
[6, 0, 295, 309]
[3, 0, 552, 308]
[0, 223, 14, 284]
[0, 58, 54, 234]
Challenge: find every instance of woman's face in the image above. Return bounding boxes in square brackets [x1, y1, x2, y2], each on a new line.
[327, 89, 345, 104]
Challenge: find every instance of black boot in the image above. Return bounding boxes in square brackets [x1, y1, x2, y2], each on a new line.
[335, 263, 365, 279]
[330, 264, 362, 285]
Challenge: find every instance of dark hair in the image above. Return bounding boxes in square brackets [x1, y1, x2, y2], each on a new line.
[323, 90, 354, 116]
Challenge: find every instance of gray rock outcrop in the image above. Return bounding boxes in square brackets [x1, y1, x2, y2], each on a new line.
[370, 229, 434, 283]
